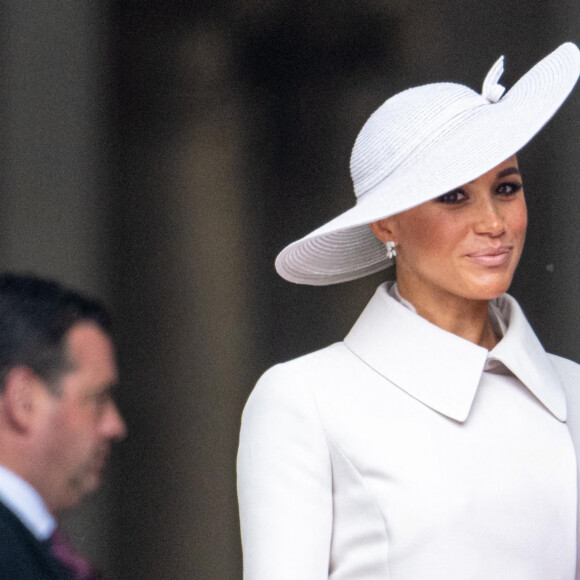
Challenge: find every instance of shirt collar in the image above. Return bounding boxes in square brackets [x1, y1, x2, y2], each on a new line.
[0, 464, 56, 540]
[344, 283, 566, 423]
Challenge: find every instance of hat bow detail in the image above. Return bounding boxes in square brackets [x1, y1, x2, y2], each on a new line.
[482, 55, 506, 103]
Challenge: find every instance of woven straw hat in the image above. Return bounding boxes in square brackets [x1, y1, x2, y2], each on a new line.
[275, 42, 580, 285]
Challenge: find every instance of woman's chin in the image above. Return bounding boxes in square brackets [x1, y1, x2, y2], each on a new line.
[463, 281, 513, 302]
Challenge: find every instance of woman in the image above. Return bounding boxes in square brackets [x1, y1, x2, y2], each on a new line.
[237, 43, 580, 579]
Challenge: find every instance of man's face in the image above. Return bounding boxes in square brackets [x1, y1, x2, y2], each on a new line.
[35, 322, 126, 512]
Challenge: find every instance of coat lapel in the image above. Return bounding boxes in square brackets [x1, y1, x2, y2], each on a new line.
[0, 500, 67, 579]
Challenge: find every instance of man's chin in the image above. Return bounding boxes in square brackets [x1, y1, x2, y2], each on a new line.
[84, 469, 104, 494]
[66, 472, 103, 505]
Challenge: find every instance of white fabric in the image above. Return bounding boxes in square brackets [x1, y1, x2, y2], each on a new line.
[389, 282, 508, 373]
[0, 464, 56, 540]
[237, 284, 579, 579]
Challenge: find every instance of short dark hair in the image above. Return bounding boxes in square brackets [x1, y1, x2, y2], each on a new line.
[0, 273, 112, 393]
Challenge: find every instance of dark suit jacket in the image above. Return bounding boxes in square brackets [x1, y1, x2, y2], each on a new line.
[0, 500, 70, 579]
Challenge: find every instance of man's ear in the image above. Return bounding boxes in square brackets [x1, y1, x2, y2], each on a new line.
[2, 367, 46, 431]
[369, 217, 397, 244]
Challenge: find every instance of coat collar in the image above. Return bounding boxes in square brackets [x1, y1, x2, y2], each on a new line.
[344, 283, 566, 423]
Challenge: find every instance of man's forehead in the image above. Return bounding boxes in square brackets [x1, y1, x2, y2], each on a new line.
[64, 322, 114, 354]
[62, 322, 118, 382]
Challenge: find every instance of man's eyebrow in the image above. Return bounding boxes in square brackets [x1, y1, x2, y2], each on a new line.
[90, 380, 119, 394]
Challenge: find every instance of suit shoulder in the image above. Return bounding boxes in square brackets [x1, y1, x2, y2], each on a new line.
[0, 504, 59, 578]
[0, 502, 30, 550]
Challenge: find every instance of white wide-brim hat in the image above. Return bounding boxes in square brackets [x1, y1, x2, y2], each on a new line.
[275, 42, 580, 285]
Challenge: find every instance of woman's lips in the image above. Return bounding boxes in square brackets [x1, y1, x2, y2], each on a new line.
[465, 247, 512, 266]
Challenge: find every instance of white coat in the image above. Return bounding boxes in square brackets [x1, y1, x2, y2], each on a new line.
[237, 283, 580, 579]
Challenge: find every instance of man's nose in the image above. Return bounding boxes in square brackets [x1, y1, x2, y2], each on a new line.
[102, 401, 127, 440]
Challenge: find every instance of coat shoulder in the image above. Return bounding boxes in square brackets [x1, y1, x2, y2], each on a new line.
[262, 342, 354, 383]
[243, 342, 356, 415]
[548, 354, 580, 413]
[549, 353, 580, 382]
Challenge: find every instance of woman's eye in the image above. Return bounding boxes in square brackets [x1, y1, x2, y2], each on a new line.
[436, 189, 467, 204]
[496, 181, 523, 196]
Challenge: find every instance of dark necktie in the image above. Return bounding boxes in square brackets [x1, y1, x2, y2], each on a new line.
[49, 528, 102, 580]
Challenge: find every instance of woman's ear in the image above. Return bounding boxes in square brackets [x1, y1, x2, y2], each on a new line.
[2, 367, 46, 431]
[369, 218, 397, 244]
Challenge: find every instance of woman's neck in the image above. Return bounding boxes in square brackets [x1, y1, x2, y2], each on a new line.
[395, 281, 498, 350]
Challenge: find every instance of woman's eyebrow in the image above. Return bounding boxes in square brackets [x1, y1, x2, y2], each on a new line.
[496, 167, 521, 179]
[466, 166, 521, 184]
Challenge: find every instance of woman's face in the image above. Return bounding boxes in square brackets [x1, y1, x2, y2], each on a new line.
[371, 155, 527, 306]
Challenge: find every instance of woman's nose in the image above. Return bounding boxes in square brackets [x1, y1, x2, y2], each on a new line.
[473, 198, 505, 236]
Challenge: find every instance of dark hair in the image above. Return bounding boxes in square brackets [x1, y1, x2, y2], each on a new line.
[0, 273, 112, 393]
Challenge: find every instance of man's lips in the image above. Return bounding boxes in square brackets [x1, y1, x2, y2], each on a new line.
[93, 447, 111, 472]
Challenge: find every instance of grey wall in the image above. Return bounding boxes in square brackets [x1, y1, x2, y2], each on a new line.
[0, 1, 579, 578]
[0, 0, 114, 569]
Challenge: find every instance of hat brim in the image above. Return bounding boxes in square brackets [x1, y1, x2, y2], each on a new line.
[276, 42, 580, 285]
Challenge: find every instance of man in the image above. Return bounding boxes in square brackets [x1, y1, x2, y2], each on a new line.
[0, 274, 126, 579]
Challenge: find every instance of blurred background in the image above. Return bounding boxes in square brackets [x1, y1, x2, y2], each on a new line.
[0, 1, 579, 578]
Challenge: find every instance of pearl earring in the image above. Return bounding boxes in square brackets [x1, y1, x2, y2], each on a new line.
[385, 241, 397, 260]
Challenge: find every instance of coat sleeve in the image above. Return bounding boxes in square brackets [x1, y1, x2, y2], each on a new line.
[549, 354, 580, 580]
[237, 363, 333, 579]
